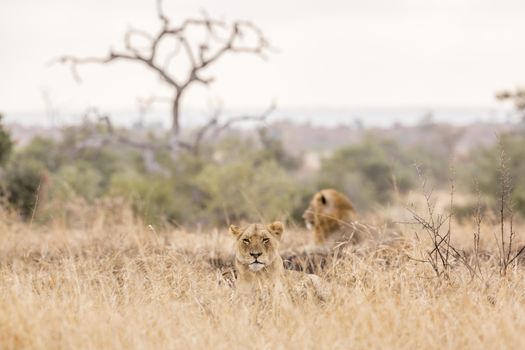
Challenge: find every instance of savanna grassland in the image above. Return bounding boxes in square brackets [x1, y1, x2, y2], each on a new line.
[1, 196, 525, 350]
[2, 1, 525, 347]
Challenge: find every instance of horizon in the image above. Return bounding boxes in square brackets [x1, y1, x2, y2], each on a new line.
[3, 105, 519, 129]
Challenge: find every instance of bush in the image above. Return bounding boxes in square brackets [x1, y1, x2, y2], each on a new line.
[3, 157, 45, 218]
[463, 132, 525, 216]
[55, 162, 105, 202]
[109, 172, 185, 225]
[0, 114, 13, 165]
[193, 159, 298, 224]
[317, 135, 446, 209]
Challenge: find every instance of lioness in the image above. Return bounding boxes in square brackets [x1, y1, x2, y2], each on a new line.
[229, 221, 328, 301]
[302, 188, 359, 246]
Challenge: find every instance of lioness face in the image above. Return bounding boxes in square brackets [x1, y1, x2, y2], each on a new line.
[230, 222, 283, 272]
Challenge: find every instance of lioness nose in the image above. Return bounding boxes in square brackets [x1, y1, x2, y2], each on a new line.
[250, 252, 262, 259]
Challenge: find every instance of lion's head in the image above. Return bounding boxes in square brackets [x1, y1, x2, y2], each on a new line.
[229, 222, 284, 273]
[302, 189, 357, 245]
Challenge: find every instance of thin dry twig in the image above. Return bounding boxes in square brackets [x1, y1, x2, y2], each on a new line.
[405, 165, 479, 279]
[494, 137, 524, 276]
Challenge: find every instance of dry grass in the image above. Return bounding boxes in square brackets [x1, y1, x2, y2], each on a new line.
[1, 207, 525, 350]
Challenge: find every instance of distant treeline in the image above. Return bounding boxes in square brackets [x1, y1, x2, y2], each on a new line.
[1, 116, 524, 227]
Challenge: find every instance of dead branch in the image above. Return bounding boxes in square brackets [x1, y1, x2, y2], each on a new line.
[191, 103, 274, 155]
[75, 103, 273, 163]
[406, 165, 476, 279]
[74, 108, 172, 174]
[211, 104, 275, 138]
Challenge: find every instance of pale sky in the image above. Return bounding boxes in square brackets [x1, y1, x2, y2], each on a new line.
[1, 0, 525, 119]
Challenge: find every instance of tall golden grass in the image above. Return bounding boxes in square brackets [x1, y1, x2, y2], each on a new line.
[1, 201, 525, 350]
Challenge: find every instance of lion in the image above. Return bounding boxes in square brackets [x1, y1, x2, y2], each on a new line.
[302, 188, 360, 246]
[229, 221, 328, 301]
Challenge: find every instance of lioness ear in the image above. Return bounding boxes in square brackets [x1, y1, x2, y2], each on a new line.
[268, 221, 284, 240]
[320, 194, 327, 205]
[229, 225, 242, 238]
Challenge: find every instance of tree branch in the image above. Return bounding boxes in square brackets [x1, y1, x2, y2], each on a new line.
[191, 103, 275, 155]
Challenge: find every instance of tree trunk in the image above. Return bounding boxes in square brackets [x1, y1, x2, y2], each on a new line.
[172, 91, 181, 135]
[169, 91, 183, 156]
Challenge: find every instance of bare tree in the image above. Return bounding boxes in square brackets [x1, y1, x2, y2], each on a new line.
[496, 88, 525, 121]
[55, 0, 271, 147]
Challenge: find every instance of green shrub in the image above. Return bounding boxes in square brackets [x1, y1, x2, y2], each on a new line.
[317, 135, 445, 209]
[192, 158, 298, 224]
[55, 162, 105, 201]
[4, 157, 45, 218]
[109, 172, 184, 225]
[463, 132, 525, 216]
[0, 114, 13, 165]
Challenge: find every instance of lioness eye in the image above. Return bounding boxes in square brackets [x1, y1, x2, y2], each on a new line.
[262, 238, 270, 244]
[243, 239, 250, 245]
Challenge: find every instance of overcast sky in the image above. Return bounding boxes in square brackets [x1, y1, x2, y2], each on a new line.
[1, 0, 525, 118]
